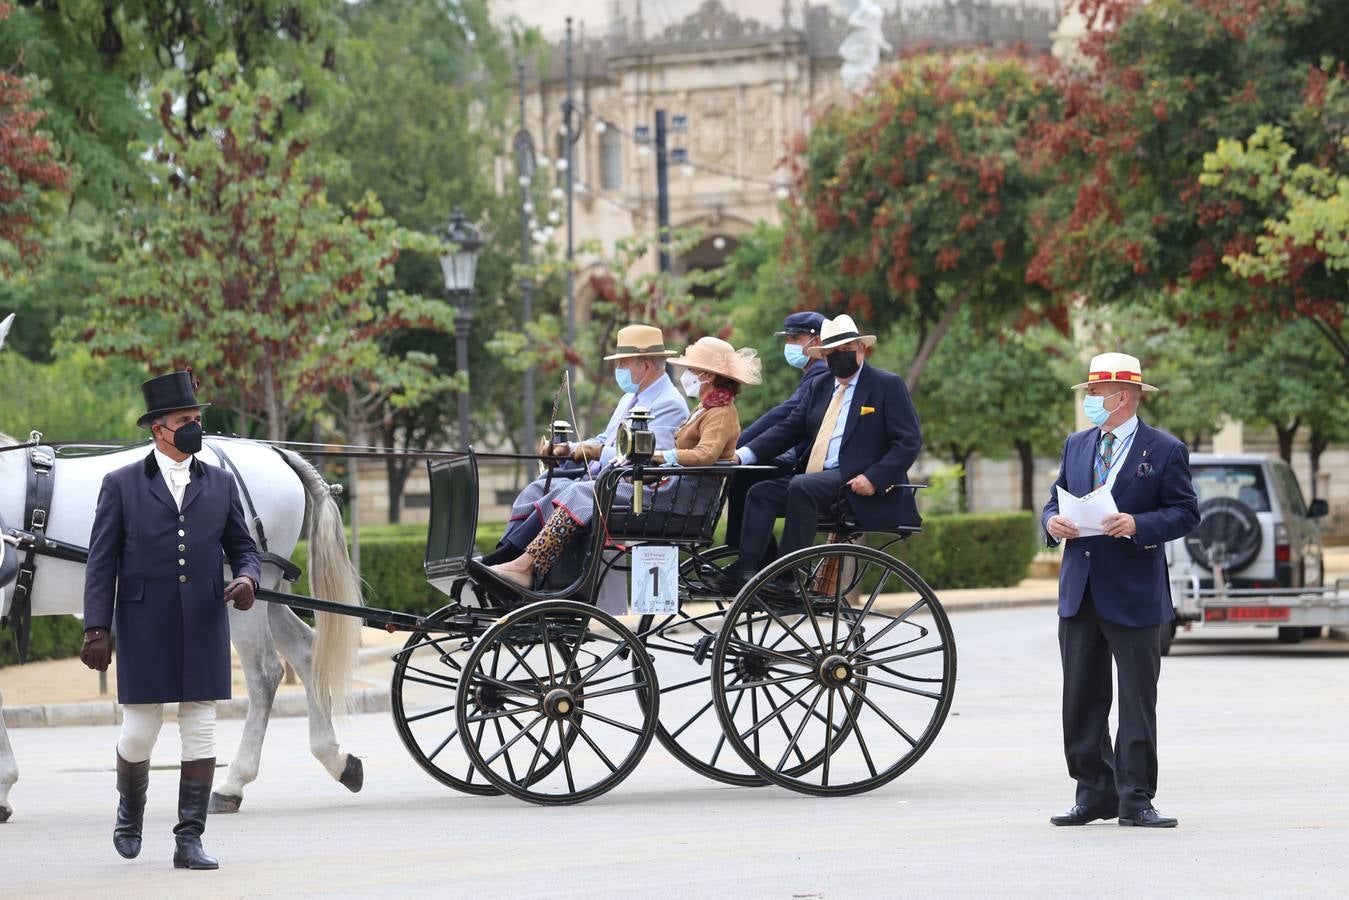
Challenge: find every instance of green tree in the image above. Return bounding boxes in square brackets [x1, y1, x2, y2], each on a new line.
[320, 0, 536, 517]
[0, 2, 70, 272]
[784, 51, 1059, 389]
[71, 56, 453, 442]
[1030, 0, 1349, 361]
[491, 230, 725, 438]
[0, 348, 144, 442]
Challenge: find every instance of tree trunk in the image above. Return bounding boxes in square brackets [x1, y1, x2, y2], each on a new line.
[1015, 438, 1035, 511]
[1275, 417, 1300, 464]
[385, 457, 414, 525]
[1310, 431, 1329, 499]
[905, 290, 967, 392]
[949, 444, 972, 513]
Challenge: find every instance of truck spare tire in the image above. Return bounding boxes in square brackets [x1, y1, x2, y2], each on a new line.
[1185, 497, 1262, 573]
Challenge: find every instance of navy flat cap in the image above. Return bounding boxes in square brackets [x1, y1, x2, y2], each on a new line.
[774, 311, 825, 336]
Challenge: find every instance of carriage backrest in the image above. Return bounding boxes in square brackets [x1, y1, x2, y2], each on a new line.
[424, 452, 479, 594]
[602, 464, 735, 545]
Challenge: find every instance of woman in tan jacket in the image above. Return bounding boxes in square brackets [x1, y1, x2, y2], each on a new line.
[488, 336, 761, 588]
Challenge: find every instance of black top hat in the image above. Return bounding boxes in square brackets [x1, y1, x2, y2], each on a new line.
[138, 371, 210, 427]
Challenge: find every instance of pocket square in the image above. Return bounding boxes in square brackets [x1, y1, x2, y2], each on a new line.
[1136, 462, 1155, 478]
[860, 406, 875, 416]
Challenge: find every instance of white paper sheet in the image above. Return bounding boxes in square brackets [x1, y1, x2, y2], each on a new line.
[1056, 485, 1120, 537]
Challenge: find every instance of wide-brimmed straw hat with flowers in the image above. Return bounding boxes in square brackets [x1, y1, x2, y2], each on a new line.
[670, 336, 762, 385]
[804, 314, 877, 358]
[602, 324, 679, 361]
[1071, 351, 1158, 392]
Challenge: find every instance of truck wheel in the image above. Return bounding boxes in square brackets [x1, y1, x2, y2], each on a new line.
[1159, 621, 1176, 656]
[1277, 627, 1304, 644]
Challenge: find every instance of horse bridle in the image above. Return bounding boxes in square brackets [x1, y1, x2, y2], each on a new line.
[1, 435, 55, 662]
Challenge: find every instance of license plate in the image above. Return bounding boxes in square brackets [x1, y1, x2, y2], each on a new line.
[1205, 606, 1290, 622]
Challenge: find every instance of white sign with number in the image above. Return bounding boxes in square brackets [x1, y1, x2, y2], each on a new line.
[630, 544, 679, 615]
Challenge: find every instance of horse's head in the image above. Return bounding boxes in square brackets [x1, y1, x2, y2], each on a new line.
[0, 314, 12, 352]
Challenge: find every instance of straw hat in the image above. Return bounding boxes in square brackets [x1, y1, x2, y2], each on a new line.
[1071, 351, 1158, 392]
[603, 324, 678, 361]
[804, 314, 877, 358]
[669, 336, 762, 385]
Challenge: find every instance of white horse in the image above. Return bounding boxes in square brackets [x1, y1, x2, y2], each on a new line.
[0, 315, 366, 823]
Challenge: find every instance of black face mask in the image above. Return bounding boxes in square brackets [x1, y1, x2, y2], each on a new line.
[159, 420, 203, 455]
[826, 350, 860, 379]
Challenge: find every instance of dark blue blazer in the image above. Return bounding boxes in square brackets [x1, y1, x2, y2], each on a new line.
[84, 453, 261, 704]
[1040, 420, 1200, 627]
[738, 359, 831, 465]
[745, 362, 922, 529]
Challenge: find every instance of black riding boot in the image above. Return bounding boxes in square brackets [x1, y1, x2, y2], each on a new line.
[113, 753, 150, 859]
[172, 758, 219, 870]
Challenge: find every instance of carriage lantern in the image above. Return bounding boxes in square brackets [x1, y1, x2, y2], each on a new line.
[438, 209, 484, 450]
[616, 407, 656, 514]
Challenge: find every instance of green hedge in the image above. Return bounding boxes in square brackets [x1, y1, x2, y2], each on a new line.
[887, 511, 1038, 590]
[0, 614, 87, 666]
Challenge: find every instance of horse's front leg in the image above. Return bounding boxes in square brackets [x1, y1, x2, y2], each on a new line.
[269, 602, 363, 793]
[209, 603, 284, 814]
[0, 690, 16, 822]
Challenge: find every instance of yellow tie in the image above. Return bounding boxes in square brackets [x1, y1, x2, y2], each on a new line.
[806, 383, 847, 473]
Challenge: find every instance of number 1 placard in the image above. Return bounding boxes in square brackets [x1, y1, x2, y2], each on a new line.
[630, 544, 679, 615]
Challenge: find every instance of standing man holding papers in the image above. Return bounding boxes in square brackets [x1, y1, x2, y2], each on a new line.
[1041, 352, 1199, 829]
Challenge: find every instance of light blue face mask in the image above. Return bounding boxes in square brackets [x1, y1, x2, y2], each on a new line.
[783, 343, 809, 369]
[1082, 390, 1123, 428]
[615, 366, 638, 394]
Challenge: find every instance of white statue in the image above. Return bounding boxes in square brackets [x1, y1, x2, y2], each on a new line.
[838, 0, 892, 93]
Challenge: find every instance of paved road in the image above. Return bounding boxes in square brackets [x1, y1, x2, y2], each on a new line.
[2, 608, 1346, 898]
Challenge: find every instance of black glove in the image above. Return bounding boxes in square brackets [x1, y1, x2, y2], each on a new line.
[80, 628, 112, 672]
[225, 575, 257, 611]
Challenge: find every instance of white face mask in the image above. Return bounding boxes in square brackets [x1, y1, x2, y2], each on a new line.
[680, 369, 703, 398]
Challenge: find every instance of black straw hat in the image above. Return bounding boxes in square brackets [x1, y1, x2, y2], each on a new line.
[137, 371, 210, 427]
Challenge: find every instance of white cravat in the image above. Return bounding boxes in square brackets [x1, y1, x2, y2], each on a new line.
[155, 449, 192, 509]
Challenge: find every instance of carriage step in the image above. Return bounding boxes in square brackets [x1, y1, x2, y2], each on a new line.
[692, 633, 716, 666]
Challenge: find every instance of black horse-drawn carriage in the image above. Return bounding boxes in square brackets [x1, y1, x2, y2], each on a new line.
[376, 447, 956, 805]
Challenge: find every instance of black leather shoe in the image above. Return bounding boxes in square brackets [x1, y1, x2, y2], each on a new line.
[1049, 803, 1116, 826]
[1118, 807, 1178, 828]
[714, 567, 754, 596]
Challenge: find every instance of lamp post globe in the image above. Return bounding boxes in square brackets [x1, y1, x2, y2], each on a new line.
[438, 208, 483, 450]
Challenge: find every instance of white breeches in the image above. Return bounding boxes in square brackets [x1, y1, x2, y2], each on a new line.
[117, 701, 217, 763]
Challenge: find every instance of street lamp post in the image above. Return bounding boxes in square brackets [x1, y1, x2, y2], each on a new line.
[438, 208, 483, 450]
[515, 62, 537, 451]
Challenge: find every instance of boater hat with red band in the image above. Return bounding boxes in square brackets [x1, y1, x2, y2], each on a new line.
[1071, 352, 1158, 392]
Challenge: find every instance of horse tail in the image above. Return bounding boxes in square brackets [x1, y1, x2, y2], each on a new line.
[277, 448, 362, 714]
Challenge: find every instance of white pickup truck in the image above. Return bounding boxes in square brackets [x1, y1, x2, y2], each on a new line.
[1166, 453, 1343, 653]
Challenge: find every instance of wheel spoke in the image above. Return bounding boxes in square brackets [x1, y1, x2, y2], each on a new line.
[840, 682, 878, 779]
[856, 598, 931, 655]
[721, 670, 815, 693]
[463, 703, 544, 724]
[669, 697, 716, 740]
[568, 717, 620, 773]
[502, 641, 548, 692]
[470, 673, 543, 701]
[795, 568, 830, 652]
[657, 673, 713, 695]
[724, 635, 814, 669]
[522, 718, 554, 788]
[579, 679, 650, 700]
[495, 718, 520, 785]
[774, 686, 825, 772]
[405, 702, 457, 724]
[739, 679, 816, 741]
[573, 637, 632, 691]
[402, 663, 461, 688]
[855, 644, 944, 669]
[851, 673, 944, 702]
[427, 727, 459, 762]
[710, 677, 749, 767]
[575, 707, 644, 736]
[750, 597, 821, 659]
[842, 567, 891, 650]
[481, 712, 545, 766]
[821, 688, 836, 786]
[558, 721, 577, 793]
[846, 684, 919, 748]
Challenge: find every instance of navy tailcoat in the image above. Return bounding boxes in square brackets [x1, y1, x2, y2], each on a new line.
[84, 453, 261, 704]
[744, 363, 923, 529]
[1040, 420, 1200, 627]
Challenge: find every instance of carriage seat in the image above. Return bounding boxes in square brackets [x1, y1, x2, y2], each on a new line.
[815, 484, 925, 538]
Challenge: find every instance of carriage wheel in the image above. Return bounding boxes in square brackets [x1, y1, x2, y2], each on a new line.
[711, 544, 956, 797]
[391, 605, 571, 796]
[456, 600, 659, 805]
[391, 605, 500, 796]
